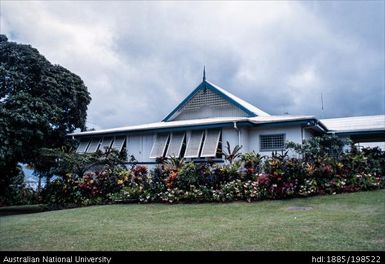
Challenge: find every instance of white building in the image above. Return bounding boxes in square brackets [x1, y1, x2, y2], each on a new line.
[69, 73, 385, 165]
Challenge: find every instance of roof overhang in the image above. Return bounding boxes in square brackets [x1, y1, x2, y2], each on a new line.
[329, 129, 385, 142]
[68, 116, 324, 138]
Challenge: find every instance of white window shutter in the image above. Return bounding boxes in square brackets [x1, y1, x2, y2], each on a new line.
[76, 139, 90, 153]
[111, 136, 126, 152]
[166, 132, 185, 157]
[86, 138, 101, 153]
[149, 133, 170, 159]
[200, 129, 221, 157]
[184, 131, 204, 158]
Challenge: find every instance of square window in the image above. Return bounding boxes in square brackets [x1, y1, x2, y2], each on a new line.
[260, 134, 285, 151]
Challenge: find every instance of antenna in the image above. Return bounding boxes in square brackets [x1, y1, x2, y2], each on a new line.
[321, 92, 324, 111]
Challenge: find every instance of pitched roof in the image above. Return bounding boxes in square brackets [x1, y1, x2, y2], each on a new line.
[162, 79, 270, 121]
[206, 80, 270, 117]
[320, 115, 385, 133]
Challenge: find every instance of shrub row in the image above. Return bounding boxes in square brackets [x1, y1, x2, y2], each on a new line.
[42, 138, 385, 206]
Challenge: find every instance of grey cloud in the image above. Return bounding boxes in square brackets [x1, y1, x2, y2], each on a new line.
[1, 1, 383, 130]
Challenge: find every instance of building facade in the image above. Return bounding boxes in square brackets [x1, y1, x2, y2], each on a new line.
[69, 75, 385, 164]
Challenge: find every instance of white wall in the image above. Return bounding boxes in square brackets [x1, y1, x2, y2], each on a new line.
[248, 126, 303, 157]
[222, 127, 239, 150]
[126, 135, 142, 161]
[221, 127, 249, 154]
[125, 125, 306, 163]
[126, 134, 156, 163]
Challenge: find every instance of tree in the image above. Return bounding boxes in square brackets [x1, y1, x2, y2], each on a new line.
[0, 35, 91, 201]
[286, 134, 352, 162]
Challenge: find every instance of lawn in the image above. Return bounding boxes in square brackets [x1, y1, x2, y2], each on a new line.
[0, 190, 384, 251]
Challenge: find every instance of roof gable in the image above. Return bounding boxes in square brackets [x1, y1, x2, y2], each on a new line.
[163, 80, 269, 122]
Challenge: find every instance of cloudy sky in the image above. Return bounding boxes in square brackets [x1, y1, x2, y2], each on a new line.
[1, 1, 384, 130]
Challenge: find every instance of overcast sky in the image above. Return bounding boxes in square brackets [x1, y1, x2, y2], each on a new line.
[1, 1, 384, 130]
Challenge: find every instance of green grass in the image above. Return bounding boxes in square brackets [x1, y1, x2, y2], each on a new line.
[1, 190, 384, 251]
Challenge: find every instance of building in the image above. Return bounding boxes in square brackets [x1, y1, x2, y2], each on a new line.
[69, 71, 385, 165]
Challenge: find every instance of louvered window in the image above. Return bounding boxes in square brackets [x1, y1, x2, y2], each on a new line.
[166, 132, 185, 158]
[150, 133, 170, 158]
[76, 139, 90, 153]
[99, 137, 113, 153]
[200, 129, 221, 157]
[184, 131, 204, 158]
[111, 136, 126, 152]
[86, 138, 101, 153]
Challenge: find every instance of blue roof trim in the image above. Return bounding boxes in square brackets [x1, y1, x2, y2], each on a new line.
[162, 80, 256, 122]
[162, 82, 205, 122]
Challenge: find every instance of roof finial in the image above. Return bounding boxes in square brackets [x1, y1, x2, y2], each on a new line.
[203, 65, 206, 81]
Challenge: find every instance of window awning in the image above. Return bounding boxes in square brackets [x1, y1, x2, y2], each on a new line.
[200, 129, 221, 157]
[166, 132, 185, 157]
[184, 131, 204, 158]
[86, 138, 101, 153]
[150, 133, 169, 158]
[111, 136, 126, 152]
[99, 137, 113, 153]
[76, 139, 90, 153]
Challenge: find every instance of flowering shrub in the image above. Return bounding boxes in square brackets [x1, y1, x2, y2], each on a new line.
[219, 180, 244, 201]
[175, 163, 199, 190]
[42, 174, 82, 205]
[243, 180, 264, 202]
[165, 170, 178, 189]
[130, 166, 148, 184]
[241, 152, 264, 177]
[298, 179, 318, 197]
[78, 168, 130, 201]
[351, 174, 384, 190]
[108, 184, 153, 203]
[158, 188, 184, 203]
[43, 135, 385, 206]
[158, 186, 212, 203]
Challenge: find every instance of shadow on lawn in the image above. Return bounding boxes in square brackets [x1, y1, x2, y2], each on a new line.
[0, 204, 49, 216]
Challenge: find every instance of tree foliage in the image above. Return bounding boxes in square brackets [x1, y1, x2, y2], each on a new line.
[0, 35, 91, 197]
[286, 134, 352, 162]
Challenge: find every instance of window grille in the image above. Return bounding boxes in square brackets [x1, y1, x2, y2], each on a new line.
[260, 134, 285, 151]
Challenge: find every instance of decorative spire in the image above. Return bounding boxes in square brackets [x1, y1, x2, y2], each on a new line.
[203, 66, 206, 81]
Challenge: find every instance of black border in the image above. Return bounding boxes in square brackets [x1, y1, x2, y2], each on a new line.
[0, 251, 384, 264]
